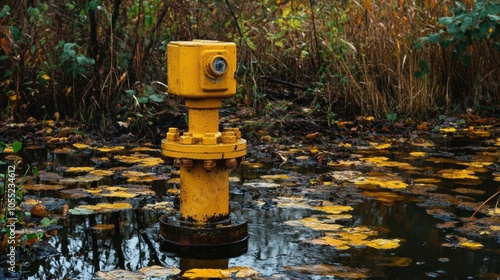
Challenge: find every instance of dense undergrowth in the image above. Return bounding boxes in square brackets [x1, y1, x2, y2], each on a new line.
[0, 0, 499, 133]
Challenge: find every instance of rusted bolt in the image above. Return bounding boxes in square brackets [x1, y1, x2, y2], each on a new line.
[180, 159, 194, 171]
[225, 159, 238, 171]
[203, 160, 217, 172]
[162, 156, 173, 165]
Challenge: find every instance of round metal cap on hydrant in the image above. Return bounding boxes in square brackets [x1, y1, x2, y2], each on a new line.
[159, 40, 248, 258]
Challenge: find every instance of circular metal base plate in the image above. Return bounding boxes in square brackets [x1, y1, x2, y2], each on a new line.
[159, 215, 248, 259]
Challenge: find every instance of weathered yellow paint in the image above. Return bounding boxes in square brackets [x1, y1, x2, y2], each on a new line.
[180, 161, 230, 223]
[167, 40, 236, 98]
[162, 40, 246, 225]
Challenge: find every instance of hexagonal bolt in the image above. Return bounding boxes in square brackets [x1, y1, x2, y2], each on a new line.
[224, 127, 241, 139]
[233, 128, 242, 139]
[221, 131, 237, 143]
[180, 133, 195, 145]
[225, 158, 238, 171]
[166, 127, 180, 141]
[203, 160, 217, 172]
[180, 159, 194, 171]
[202, 133, 218, 145]
[162, 155, 173, 165]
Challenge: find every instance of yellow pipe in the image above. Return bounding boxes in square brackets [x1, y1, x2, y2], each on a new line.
[180, 160, 229, 224]
[185, 99, 221, 138]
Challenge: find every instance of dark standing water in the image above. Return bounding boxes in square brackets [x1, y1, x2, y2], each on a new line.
[1, 132, 499, 279]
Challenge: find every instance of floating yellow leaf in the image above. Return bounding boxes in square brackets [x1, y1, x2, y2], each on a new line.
[355, 177, 408, 189]
[338, 142, 352, 148]
[72, 143, 90, 149]
[138, 157, 164, 168]
[308, 236, 350, 250]
[275, 197, 314, 210]
[243, 162, 264, 168]
[414, 178, 441, 183]
[94, 146, 125, 153]
[89, 170, 114, 176]
[365, 116, 375, 121]
[126, 175, 158, 183]
[260, 174, 290, 180]
[115, 154, 163, 167]
[65, 166, 95, 173]
[366, 238, 401, 249]
[122, 170, 154, 177]
[85, 188, 102, 194]
[411, 140, 435, 147]
[77, 202, 132, 213]
[458, 241, 483, 250]
[327, 160, 355, 167]
[488, 207, 500, 216]
[439, 169, 479, 180]
[115, 154, 145, 164]
[41, 73, 50, 80]
[286, 217, 343, 231]
[439, 127, 456, 133]
[335, 232, 370, 247]
[314, 205, 353, 214]
[361, 156, 389, 163]
[295, 155, 310, 160]
[409, 152, 426, 157]
[370, 142, 391, 149]
[458, 161, 494, 168]
[102, 190, 138, 198]
[469, 129, 490, 137]
[490, 226, 500, 231]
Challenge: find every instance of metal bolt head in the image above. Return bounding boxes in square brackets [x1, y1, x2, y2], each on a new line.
[225, 159, 238, 171]
[181, 159, 194, 171]
[203, 160, 217, 172]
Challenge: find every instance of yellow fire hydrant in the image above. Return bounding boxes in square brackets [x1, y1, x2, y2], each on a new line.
[159, 40, 248, 257]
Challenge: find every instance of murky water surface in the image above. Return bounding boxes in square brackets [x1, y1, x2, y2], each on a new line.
[1, 132, 499, 279]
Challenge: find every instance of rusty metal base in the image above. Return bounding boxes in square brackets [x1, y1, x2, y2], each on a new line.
[159, 215, 248, 259]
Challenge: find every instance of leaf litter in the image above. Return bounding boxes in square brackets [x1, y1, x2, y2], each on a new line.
[2, 115, 499, 279]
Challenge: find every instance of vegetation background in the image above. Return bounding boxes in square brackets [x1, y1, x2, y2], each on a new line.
[0, 0, 499, 133]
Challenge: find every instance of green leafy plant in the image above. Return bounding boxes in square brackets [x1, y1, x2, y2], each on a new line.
[386, 112, 398, 122]
[59, 43, 95, 79]
[415, 0, 500, 66]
